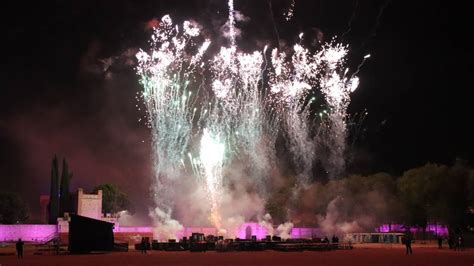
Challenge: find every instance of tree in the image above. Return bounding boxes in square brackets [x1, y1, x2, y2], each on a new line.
[48, 155, 60, 224]
[397, 164, 446, 229]
[439, 160, 470, 230]
[59, 158, 73, 215]
[467, 169, 474, 207]
[348, 172, 402, 227]
[93, 184, 130, 214]
[0, 192, 29, 224]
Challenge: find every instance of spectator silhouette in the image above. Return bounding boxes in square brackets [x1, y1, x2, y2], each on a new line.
[323, 236, 329, 243]
[437, 236, 443, 249]
[16, 238, 24, 258]
[454, 235, 460, 251]
[146, 237, 151, 252]
[405, 234, 413, 255]
[457, 235, 464, 251]
[140, 237, 147, 254]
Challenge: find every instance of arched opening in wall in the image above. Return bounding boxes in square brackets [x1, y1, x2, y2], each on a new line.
[245, 226, 252, 240]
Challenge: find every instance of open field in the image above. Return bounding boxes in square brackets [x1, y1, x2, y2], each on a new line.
[1, 245, 474, 266]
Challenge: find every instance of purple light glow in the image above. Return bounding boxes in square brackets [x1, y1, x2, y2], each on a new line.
[0, 225, 57, 242]
[376, 224, 449, 236]
[291, 227, 323, 239]
[236, 223, 268, 240]
[115, 226, 154, 233]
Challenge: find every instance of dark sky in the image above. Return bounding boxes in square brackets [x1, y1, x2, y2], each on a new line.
[2, 0, 473, 217]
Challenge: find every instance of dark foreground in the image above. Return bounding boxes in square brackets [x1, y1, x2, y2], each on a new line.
[1, 247, 474, 266]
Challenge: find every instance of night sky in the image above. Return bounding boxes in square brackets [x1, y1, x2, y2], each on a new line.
[2, 0, 473, 218]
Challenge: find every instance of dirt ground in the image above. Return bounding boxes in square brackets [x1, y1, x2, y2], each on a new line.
[1, 245, 474, 266]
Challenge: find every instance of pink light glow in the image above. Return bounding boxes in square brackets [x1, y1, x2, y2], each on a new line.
[115, 226, 153, 233]
[236, 223, 268, 240]
[291, 227, 323, 239]
[0, 225, 57, 242]
[376, 224, 449, 236]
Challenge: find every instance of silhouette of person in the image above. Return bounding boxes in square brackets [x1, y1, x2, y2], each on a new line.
[448, 235, 453, 249]
[140, 237, 147, 254]
[454, 235, 460, 251]
[146, 237, 151, 252]
[405, 234, 413, 255]
[16, 238, 24, 258]
[323, 236, 329, 243]
[332, 235, 337, 243]
[458, 235, 463, 251]
[437, 236, 443, 249]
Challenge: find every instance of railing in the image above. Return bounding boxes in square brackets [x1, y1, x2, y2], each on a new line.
[38, 231, 59, 244]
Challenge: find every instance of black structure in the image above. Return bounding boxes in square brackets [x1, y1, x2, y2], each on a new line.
[69, 214, 114, 253]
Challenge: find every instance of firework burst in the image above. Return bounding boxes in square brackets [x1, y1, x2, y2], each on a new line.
[136, 1, 362, 238]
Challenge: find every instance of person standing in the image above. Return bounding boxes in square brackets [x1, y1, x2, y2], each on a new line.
[437, 236, 443, 249]
[16, 238, 24, 258]
[140, 237, 147, 254]
[405, 234, 413, 255]
[454, 235, 460, 251]
[145, 237, 151, 253]
[458, 235, 464, 251]
[323, 236, 329, 244]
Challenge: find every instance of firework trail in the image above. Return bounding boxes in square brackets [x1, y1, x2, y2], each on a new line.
[317, 42, 360, 178]
[360, 0, 391, 50]
[202, 4, 278, 228]
[346, 109, 368, 167]
[268, 0, 281, 49]
[268, 40, 316, 185]
[228, 0, 236, 47]
[341, 0, 359, 41]
[136, 15, 210, 239]
[267, 33, 360, 182]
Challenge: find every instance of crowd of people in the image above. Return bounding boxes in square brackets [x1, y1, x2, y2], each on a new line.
[447, 235, 465, 251]
[402, 233, 466, 255]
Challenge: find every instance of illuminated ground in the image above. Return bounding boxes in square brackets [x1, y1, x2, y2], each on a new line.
[1, 246, 474, 266]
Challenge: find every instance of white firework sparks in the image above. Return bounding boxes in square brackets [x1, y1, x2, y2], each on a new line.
[136, 1, 362, 237]
[136, 15, 210, 236]
[285, 0, 296, 21]
[198, 129, 225, 228]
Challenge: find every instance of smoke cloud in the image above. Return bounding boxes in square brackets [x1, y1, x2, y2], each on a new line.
[317, 197, 363, 236]
[276, 222, 294, 239]
[259, 213, 274, 236]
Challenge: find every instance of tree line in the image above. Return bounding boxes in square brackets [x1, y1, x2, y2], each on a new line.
[266, 160, 474, 234]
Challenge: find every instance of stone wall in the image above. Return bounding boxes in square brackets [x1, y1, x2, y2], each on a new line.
[0, 225, 57, 242]
[77, 188, 102, 220]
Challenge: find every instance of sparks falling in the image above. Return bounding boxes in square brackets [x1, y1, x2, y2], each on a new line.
[284, 0, 296, 21]
[136, 1, 362, 237]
